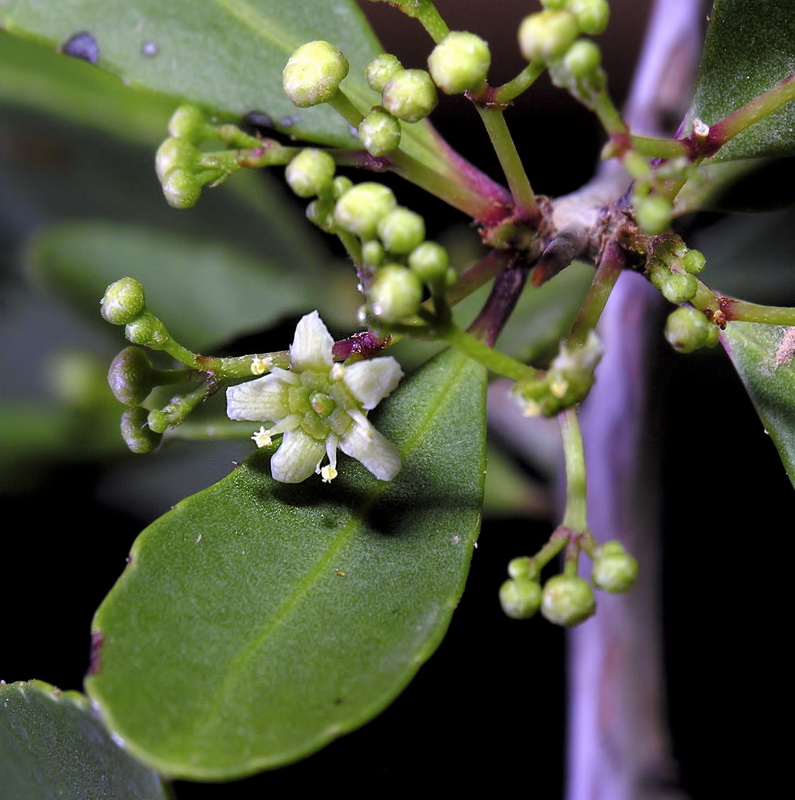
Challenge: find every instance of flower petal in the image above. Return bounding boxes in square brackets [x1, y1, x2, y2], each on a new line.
[270, 429, 326, 483]
[340, 421, 401, 481]
[342, 357, 403, 409]
[226, 375, 289, 421]
[290, 310, 334, 372]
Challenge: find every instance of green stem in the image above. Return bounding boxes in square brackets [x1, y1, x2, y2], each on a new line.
[630, 135, 689, 159]
[476, 106, 538, 220]
[385, 0, 450, 42]
[560, 408, 588, 532]
[532, 527, 571, 572]
[329, 91, 364, 128]
[592, 88, 628, 137]
[689, 280, 795, 325]
[491, 62, 545, 105]
[567, 239, 625, 348]
[164, 420, 257, 442]
[445, 249, 513, 307]
[441, 322, 537, 381]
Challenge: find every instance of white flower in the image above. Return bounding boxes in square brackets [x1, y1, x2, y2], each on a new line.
[227, 311, 403, 483]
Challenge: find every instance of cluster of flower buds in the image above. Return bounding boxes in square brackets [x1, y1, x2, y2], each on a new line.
[101, 277, 206, 452]
[646, 241, 712, 321]
[155, 105, 284, 209]
[500, 538, 638, 626]
[512, 331, 603, 417]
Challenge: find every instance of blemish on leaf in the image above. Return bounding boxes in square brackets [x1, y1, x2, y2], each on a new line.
[88, 631, 104, 675]
[61, 31, 99, 64]
[243, 111, 274, 131]
[775, 328, 795, 367]
[141, 41, 159, 57]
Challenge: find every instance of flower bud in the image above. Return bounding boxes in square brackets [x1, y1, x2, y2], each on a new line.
[155, 137, 199, 183]
[332, 175, 353, 199]
[562, 39, 601, 78]
[428, 31, 491, 95]
[108, 346, 158, 406]
[660, 272, 698, 305]
[518, 10, 578, 63]
[507, 556, 536, 580]
[366, 53, 403, 93]
[362, 239, 385, 266]
[569, 0, 610, 35]
[635, 194, 672, 235]
[408, 241, 450, 285]
[167, 105, 209, 142]
[682, 248, 706, 274]
[591, 543, 638, 593]
[358, 107, 402, 157]
[282, 41, 349, 108]
[120, 406, 162, 454]
[161, 168, 202, 209]
[377, 206, 426, 255]
[382, 69, 438, 123]
[333, 182, 397, 239]
[369, 264, 423, 322]
[125, 311, 169, 349]
[541, 575, 596, 626]
[500, 577, 542, 619]
[664, 306, 718, 352]
[101, 277, 146, 325]
[285, 148, 336, 198]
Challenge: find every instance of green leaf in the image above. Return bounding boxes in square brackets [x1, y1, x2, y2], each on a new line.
[0, 681, 168, 800]
[689, 0, 795, 161]
[27, 220, 324, 349]
[86, 348, 487, 778]
[721, 323, 795, 486]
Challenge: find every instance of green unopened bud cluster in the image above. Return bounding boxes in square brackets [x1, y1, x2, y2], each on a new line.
[428, 31, 491, 95]
[520, 1, 609, 65]
[513, 331, 603, 417]
[590, 541, 638, 593]
[156, 105, 277, 209]
[665, 306, 718, 352]
[283, 41, 349, 107]
[647, 242, 706, 307]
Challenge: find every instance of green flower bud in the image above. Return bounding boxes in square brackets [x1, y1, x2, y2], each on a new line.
[444, 267, 458, 289]
[369, 264, 423, 322]
[569, 0, 610, 35]
[562, 39, 601, 78]
[282, 41, 349, 108]
[408, 241, 450, 285]
[518, 10, 579, 63]
[362, 239, 385, 266]
[664, 306, 718, 352]
[161, 168, 202, 209]
[382, 69, 438, 123]
[155, 137, 199, 183]
[591, 544, 638, 593]
[377, 206, 426, 255]
[500, 577, 542, 619]
[635, 194, 673, 235]
[285, 148, 337, 198]
[541, 574, 596, 626]
[306, 197, 334, 231]
[358, 107, 402, 157]
[125, 311, 170, 349]
[108, 346, 158, 406]
[507, 556, 537, 581]
[333, 182, 397, 239]
[101, 277, 146, 326]
[332, 175, 353, 199]
[366, 53, 403, 93]
[167, 105, 209, 142]
[660, 272, 698, 305]
[541, 0, 568, 9]
[599, 540, 625, 556]
[428, 31, 491, 95]
[683, 248, 706, 274]
[120, 406, 162, 454]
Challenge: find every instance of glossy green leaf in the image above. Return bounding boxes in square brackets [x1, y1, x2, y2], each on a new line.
[689, 0, 795, 161]
[86, 348, 487, 778]
[0, 0, 446, 171]
[721, 323, 795, 486]
[0, 681, 167, 800]
[27, 220, 323, 349]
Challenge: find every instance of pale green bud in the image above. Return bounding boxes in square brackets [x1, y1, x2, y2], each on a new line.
[660, 272, 698, 305]
[377, 206, 426, 255]
[101, 277, 145, 325]
[282, 41, 349, 108]
[124, 311, 170, 349]
[120, 406, 162, 454]
[683, 249, 706, 274]
[507, 556, 537, 581]
[333, 182, 397, 239]
[285, 148, 336, 198]
[366, 53, 403, 93]
[569, 0, 610, 35]
[592, 545, 638, 593]
[428, 31, 491, 95]
[635, 194, 673, 235]
[408, 241, 450, 285]
[518, 10, 579, 63]
[107, 346, 158, 406]
[167, 105, 209, 142]
[382, 69, 438, 123]
[369, 264, 423, 322]
[332, 176, 353, 199]
[155, 137, 198, 183]
[358, 107, 402, 157]
[362, 240, 385, 266]
[664, 306, 718, 352]
[541, 574, 596, 626]
[563, 39, 601, 78]
[500, 578, 542, 619]
[161, 168, 202, 209]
